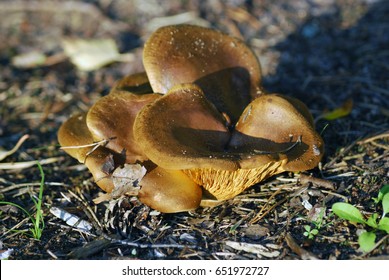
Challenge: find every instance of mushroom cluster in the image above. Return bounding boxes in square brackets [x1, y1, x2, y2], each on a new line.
[58, 25, 324, 213]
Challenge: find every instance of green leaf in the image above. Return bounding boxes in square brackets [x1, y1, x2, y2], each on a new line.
[332, 202, 366, 224]
[378, 217, 389, 234]
[376, 185, 389, 203]
[382, 193, 389, 217]
[358, 231, 376, 253]
[366, 213, 378, 228]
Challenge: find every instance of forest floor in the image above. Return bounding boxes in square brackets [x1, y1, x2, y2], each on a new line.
[0, 0, 388, 260]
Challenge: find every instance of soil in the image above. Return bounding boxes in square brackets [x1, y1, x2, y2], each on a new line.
[0, 0, 388, 260]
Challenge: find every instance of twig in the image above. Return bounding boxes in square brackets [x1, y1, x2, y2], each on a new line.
[299, 174, 335, 190]
[104, 234, 197, 249]
[60, 138, 112, 150]
[68, 190, 103, 231]
[0, 217, 30, 240]
[46, 249, 59, 260]
[357, 131, 389, 144]
[324, 140, 359, 169]
[0, 157, 62, 170]
[0, 182, 68, 194]
[321, 190, 349, 202]
[0, 134, 29, 161]
[250, 185, 287, 224]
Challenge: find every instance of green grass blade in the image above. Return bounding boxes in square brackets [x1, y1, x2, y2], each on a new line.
[32, 161, 45, 239]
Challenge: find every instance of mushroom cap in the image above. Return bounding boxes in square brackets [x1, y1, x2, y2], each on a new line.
[134, 84, 324, 200]
[230, 94, 324, 171]
[57, 113, 116, 193]
[143, 24, 263, 122]
[110, 72, 152, 94]
[138, 166, 202, 213]
[86, 90, 161, 163]
[134, 83, 238, 171]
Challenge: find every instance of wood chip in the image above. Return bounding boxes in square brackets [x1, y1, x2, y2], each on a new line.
[225, 241, 280, 258]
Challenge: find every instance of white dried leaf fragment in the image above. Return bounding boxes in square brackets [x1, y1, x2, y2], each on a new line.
[12, 51, 47, 69]
[50, 207, 92, 232]
[302, 199, 313, 210]
[112, 164, 147, 192]
[0, 249, 14, 260]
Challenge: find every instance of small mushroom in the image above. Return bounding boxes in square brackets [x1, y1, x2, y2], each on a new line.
[138, 166, 202, 213]
[86, 90, 160, 163]
[134, 84, 324, 200]
[110, 72, 152, 94]
[57, 113, 118, 193]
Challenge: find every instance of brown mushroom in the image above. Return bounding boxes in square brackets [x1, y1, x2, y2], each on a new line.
[134, 83, 324, 200]
[138, 166, 202, 213]
[143, 24, 263, 123]
[86, 90, 161, 163]
[110, 72, 152, 94]
[57, 113, 118, 193]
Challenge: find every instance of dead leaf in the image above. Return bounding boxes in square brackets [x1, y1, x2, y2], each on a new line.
[50, 206, 93, 232]
[322, 99, 353, 120]
[111, 163, 146, 194]
[242, 224, 270, 240]
[93, 164, 146, 204]
[12, 51, 47, 68]
[62, 38, 133, 71]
